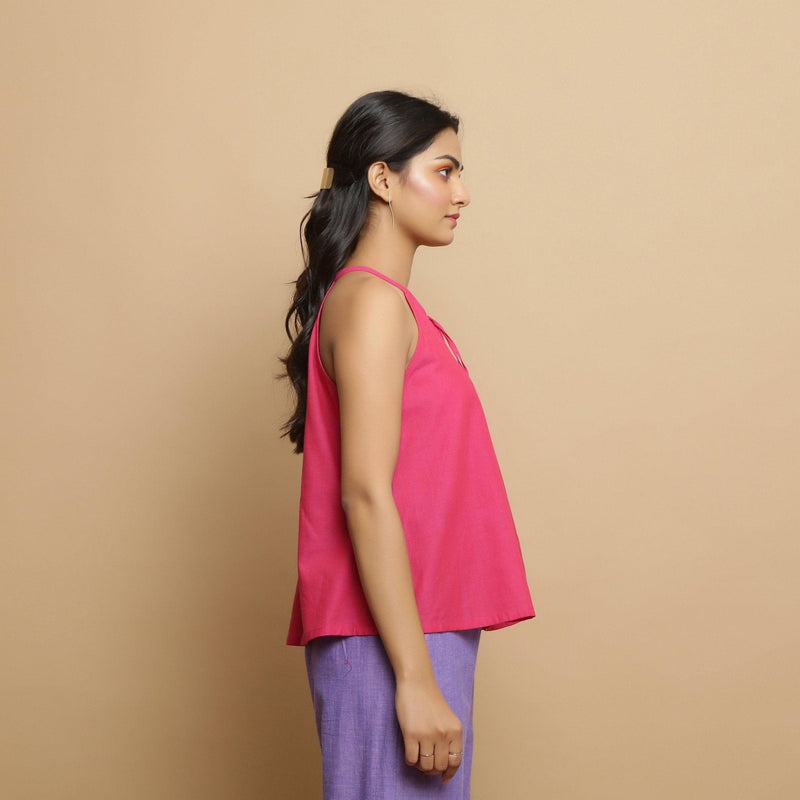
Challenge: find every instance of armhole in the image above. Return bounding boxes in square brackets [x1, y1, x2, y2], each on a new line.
[315, 275, 421, 383]
[402, 291, 420, 369]
[314, 312, 336, 385]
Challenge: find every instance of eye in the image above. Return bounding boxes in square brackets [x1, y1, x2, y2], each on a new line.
[438, 167, 452, 178]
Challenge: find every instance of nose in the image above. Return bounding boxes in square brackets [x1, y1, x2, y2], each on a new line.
[453, 177, 470, 208]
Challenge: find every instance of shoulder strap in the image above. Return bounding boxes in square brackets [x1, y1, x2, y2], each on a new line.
[334, 265, 408, 294]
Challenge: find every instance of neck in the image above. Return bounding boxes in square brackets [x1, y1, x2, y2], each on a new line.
[344, 208, 417, 287]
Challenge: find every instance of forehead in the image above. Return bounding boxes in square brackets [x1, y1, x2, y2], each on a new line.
[415, 128, 462, 161]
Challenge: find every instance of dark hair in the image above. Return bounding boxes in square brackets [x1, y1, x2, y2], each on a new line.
[281, 90, 460, 452]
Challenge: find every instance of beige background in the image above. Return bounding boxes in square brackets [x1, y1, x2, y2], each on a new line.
[2, 2, 798, 798]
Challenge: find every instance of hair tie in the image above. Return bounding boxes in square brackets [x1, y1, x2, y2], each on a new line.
[320, 167, 334, 190]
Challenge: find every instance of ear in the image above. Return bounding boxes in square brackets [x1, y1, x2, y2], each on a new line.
[367, 161, 393, 202]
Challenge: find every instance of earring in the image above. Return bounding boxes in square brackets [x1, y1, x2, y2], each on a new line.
[387, 193, 395, 229]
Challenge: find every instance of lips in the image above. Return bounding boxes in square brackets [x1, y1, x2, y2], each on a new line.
[446, 213, 460, 223]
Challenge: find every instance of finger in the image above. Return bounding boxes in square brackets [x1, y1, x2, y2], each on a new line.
[434, 745, 450, 774]
[417, 744, 437, 773]
[442, 743, 463, 783]
[404, 739, 419, 766]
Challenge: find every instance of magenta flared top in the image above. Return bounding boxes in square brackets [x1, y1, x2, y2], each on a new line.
[287, 266, 534, 645]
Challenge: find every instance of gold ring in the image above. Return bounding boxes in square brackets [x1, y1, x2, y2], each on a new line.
[448, 752, 462, 758]
[419, 752, 434, 758]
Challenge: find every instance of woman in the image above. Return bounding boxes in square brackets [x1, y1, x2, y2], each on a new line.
[282, 90, 534, 799]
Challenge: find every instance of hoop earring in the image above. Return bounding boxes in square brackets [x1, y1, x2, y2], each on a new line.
[387, 194, 395, 229]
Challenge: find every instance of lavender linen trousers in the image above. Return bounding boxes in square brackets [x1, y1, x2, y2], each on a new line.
[305, 629, 481, 800]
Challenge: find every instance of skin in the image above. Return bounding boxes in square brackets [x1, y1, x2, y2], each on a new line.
[318, 127, 471, 783]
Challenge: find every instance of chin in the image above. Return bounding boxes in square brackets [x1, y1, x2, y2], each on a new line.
[421, 232, 455, 248]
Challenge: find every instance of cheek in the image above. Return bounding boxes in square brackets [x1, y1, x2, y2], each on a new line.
[406, 173, 447, 207]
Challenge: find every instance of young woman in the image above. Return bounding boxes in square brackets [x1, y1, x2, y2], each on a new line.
[282, 90, 534, 799]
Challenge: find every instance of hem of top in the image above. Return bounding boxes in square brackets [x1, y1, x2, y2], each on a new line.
[286, 609, 535, 646]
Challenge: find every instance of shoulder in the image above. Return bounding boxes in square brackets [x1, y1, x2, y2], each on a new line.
[327, 270, 407, 314]
[319, 271, 417, 378]
[322, 271, 414, 341]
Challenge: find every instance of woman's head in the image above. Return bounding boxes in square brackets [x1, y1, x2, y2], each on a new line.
[282, 91, 461, 452]
[325, 90, 460, 193]
[303, 91, 461, 271]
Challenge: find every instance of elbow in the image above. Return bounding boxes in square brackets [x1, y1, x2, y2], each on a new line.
[340, 481, 393, 518]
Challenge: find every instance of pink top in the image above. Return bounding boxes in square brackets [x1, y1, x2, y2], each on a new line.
[287, 266, 534, 645]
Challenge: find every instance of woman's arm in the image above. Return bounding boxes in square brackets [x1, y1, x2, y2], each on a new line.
[320, 275, 462, 783]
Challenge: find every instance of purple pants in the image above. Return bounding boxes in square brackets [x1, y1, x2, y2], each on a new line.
[305, 629, 481, 800]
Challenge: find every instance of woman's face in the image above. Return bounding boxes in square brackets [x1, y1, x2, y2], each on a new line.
[391, 127, 471, 247]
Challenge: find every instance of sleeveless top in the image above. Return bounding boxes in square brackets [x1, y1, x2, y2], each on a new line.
[286, 266, 534, 645]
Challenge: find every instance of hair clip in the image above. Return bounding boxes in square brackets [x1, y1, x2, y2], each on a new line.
[320, 167, 334, 190]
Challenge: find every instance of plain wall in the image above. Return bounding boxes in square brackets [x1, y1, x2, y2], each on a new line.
[2, 2, 798, 798]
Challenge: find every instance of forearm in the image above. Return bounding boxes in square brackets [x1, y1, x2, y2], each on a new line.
[343, 490, 436, 684]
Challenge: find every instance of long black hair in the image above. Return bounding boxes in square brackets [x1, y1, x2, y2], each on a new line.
[281, 90, 460, 452]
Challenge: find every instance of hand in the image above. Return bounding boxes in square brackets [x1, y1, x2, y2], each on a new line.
[395, 676, 463, 784]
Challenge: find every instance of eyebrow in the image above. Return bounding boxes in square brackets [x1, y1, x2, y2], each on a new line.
[434, 154, 464, 172]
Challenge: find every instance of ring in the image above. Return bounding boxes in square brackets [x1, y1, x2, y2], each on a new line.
[419, 752, 434, 759]
[448, 752, 462, 758]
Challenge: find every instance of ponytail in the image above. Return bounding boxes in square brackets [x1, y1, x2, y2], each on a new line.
[281, 179, 371, 452]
